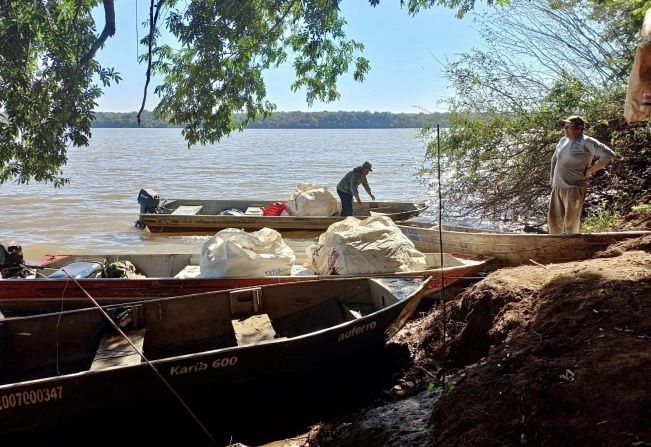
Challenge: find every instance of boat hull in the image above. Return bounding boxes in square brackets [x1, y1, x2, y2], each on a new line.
[139, 199, 427, 235]
[398, 223, 650, 267]
[0, 278, 429, 434]
[0, 252, 491, 314]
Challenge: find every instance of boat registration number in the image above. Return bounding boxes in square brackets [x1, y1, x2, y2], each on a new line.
[0, 386, 63, 411]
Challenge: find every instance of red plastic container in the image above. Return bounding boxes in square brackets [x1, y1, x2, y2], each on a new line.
[262, 202, 287, 216]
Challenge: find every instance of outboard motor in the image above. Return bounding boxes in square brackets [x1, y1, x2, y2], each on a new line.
[135, 188, 160, 229]
[0, 241, 26, 278]
[137, 188, 160, 214]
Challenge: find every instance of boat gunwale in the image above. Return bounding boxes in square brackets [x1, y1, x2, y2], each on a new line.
[397, 222, 651, 238]
[29, 252, 491, 281]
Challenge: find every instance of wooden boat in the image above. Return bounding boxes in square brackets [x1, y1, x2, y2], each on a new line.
[138, 198, 428, 235]
[0, 250, 491, 315]
[0, 277, 430, 434]
[397, 222, 650, 267]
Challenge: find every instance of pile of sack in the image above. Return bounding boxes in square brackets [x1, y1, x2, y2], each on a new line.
[306, 216, 427, 275]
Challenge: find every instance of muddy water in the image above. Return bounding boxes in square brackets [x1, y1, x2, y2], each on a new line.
[0, 128, 434, 445]
[0, 128, 433, 263]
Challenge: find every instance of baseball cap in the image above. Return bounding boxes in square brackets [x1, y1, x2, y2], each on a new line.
[561, 115, 586, 127]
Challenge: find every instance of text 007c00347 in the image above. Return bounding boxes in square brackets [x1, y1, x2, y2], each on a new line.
[0, 386, 63, 410]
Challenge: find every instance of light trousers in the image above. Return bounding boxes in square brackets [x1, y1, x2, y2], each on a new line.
[547, 186, 587, 235]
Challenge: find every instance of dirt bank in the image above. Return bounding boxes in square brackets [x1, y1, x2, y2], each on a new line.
[306, 235, 651, 446]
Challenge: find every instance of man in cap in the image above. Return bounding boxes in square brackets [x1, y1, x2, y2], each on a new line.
[336, 161, 376, 217]
[548, 115, 615, 234]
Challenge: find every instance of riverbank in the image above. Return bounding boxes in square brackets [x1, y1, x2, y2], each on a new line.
[293, 234, 651, 446]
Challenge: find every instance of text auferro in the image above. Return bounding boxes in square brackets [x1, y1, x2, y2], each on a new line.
[338, 321, 377, 342]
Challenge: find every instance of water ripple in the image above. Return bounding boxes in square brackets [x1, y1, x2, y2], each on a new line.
[1, 128, 431, 260]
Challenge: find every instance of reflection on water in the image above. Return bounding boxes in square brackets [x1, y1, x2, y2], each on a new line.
[0, 128, 434, 262]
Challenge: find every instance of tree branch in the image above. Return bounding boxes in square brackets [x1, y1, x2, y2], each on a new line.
[138, 0, 165, 125]
[81, 0, 115, 67]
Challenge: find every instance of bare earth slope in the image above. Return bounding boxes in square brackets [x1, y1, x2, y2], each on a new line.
[310, 236, 651, 447]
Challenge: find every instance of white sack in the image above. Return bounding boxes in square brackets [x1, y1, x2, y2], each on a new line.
[306, 216, 427, 275]
[642, 7, 651, 38]
[285, 183, 339, 217]
[625, 40, 651, 123]
[200, 227, 295, 278]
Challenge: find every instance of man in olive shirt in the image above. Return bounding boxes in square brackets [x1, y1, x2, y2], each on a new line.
[336, 161, 376, 217]
[548, 116, 615, 234]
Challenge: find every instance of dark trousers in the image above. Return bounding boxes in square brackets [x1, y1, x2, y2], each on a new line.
[337, 190, 353, 216]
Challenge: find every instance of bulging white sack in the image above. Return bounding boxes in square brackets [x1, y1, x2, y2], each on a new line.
[285, 183, 339, 217]
[306, 216, 427, 275]
[200, 227, 295, 278]
[642, 7, 651, 38]
[625, 40, 651, 123]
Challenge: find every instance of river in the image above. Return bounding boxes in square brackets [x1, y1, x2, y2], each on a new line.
[0, 128, 434, 262]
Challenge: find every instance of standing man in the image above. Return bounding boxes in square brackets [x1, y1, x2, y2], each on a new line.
[336, 161, 376, 217]
[548, 116, 615, 234]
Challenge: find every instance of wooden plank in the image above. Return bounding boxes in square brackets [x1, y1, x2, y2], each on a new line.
[232, 314, 279, 345]
[174, 265, 201, 278]
[244, 206, 263, 216]
[90, 329, 146, 370]
[171, 205, 203, 216]
[340, 303, 362, 321]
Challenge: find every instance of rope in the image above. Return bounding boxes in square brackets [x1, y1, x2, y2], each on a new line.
[55, 279, 70, 376]
[60, 269, 215, 442]
[436, 123, 448, 384]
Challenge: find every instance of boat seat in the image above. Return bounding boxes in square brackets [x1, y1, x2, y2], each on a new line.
[244, 206, 263, 216]
[48, 261, 104, 279]
[171, 205, 203, 215]
[138, 292, 237, 357]
[90, 328, 146, 370]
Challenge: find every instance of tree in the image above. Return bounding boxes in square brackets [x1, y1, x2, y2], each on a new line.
[424, 0, 650, 227]
[0, 0, 504, 186]
[151, 0, 372, 146]
[0, 0, 120, 186]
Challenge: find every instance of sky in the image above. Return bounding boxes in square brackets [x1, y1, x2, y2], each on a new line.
[94, 1, 484, 114]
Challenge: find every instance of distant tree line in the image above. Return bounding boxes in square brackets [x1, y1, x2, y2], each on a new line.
[91, 110, 450, 129]
[92, 111, 170, 128]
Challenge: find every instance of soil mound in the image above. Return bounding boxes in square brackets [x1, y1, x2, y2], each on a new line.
[309, 240, 651, 446]
[594, 234, 651, 258]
